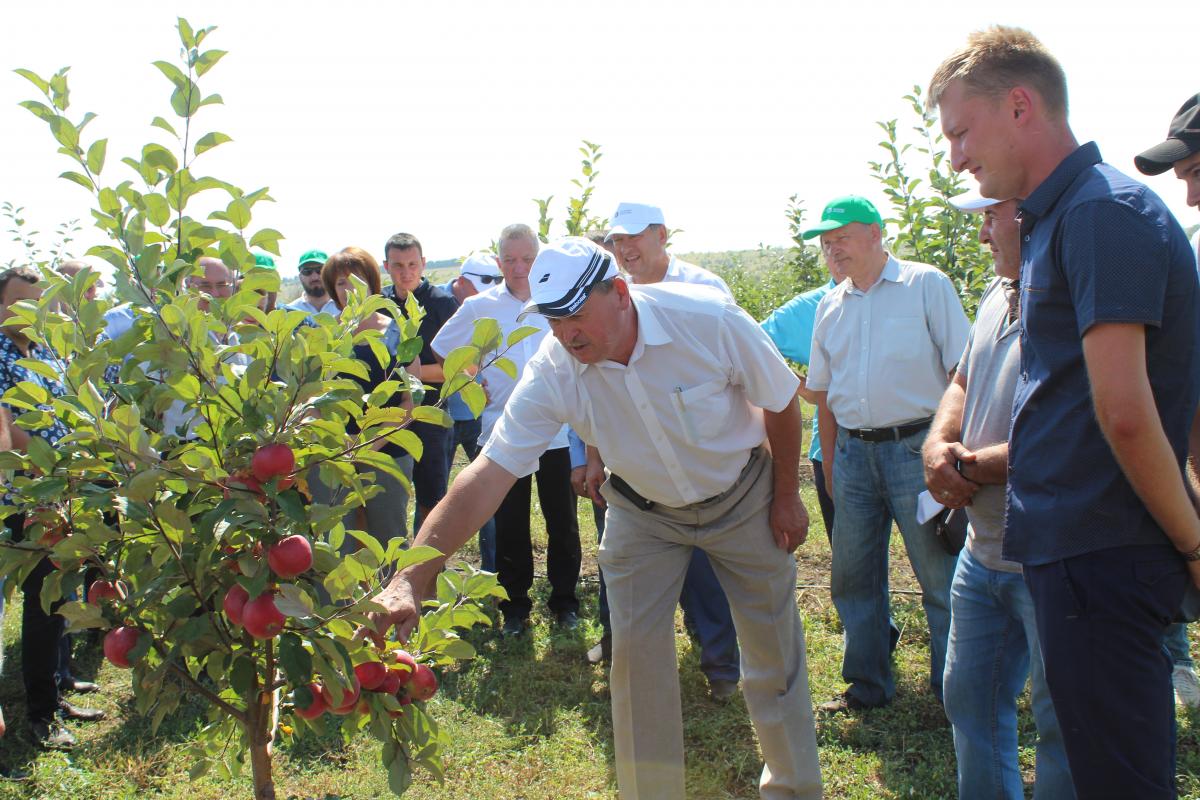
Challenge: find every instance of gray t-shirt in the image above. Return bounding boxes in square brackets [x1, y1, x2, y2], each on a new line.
[958, 277, 1022, 573]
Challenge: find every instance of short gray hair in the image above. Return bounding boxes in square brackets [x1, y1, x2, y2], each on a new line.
[497, 223, 538, 256]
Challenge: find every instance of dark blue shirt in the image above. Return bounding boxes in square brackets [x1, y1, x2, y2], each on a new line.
[382, 278, 458, 404]
[1004, 142, 1200, 565]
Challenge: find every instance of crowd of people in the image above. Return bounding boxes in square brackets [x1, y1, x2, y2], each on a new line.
[0, 23, 1197, 800]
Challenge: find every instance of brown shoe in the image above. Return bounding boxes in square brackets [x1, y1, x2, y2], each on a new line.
[816, 692, 878, 715]
[708, 679, 739, 701]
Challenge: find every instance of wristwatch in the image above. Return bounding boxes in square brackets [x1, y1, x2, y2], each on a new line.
[1183, 541, 1200, 562]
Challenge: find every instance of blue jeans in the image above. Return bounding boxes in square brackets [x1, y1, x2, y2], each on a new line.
[1164, 623, 1194, 668]
[831, 427, 957, 706]
[944, 547, 1074, 800]
[446, 417, 496, 572]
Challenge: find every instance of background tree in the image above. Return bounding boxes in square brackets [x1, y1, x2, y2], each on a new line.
[0, 18, 512, 799]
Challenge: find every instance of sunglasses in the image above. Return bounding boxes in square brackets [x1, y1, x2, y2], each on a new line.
[299, 266, 322, 276]
[464, 272, 501, 285]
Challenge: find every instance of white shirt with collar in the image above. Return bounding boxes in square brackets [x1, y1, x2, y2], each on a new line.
[482, 283, 800, 507]
[431, 281, 569, 450]
[807, 254, 969, 430]
[282, 296, 340, 316]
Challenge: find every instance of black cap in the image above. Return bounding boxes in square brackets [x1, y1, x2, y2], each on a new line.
[1135, 93, 1200, 176]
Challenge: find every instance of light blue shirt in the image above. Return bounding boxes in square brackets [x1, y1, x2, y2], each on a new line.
[761, 282, 833, 461]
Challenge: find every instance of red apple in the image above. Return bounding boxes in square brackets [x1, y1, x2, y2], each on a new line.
[392, 650, 416, 686]
[320, 680, 361, 715]
[293, 682, 327, 720]
[223, 584, 251, 626]
[379, 668, 403, 695]
[251, 443, 295, 482]
[267, 535, 312, 580]
[354, 661, 388, 692]
[87, 579, 124, 605]
[409, 664, 438, 702]
[242, 592, 286, 639]
[104, 626, 141, 669]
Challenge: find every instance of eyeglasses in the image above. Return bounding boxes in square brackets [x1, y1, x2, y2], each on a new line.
[299, 266, 322, 276]
[464, 272, 501, 285]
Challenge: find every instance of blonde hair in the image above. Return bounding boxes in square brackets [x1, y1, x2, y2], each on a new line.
[928, 26, 1067, 120]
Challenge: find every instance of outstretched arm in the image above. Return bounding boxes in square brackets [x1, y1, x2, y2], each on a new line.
[369, 455, 518, 641]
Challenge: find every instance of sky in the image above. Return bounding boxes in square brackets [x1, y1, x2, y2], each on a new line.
[0, 1, 1195, 276]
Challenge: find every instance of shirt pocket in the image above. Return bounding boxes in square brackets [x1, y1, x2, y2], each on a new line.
[671, 378, 733, 446]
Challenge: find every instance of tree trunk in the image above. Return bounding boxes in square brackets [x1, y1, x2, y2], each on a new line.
[248, 691, 276, 800]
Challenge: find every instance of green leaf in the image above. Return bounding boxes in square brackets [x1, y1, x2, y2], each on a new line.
[470, 318, 502, 351]
[194, 49, 228, 77]
[58, 600, 106, 632]
[25, 436, 56, 476]
[505, 325, 541, 348]
[229, 655, 256, 696]
[442, 345, 479, 384]
[149, 115, 176, 136]
[125, 469, 164, 503]
[152, 60, 188, 92]
[154, 501, 192, 545]
[15, 358, 61, 383]
[248, 228, 283, 254]
[86, 138, 106, 174]
[59, 170, 93, 191]
[491, 357, 518, 381]
[440, 638, 476, 661]
[458, 382, 486, 418]
[277, 633, 313, 686]
[170, 82, 202, 118]
[194, 131, 231, 156]
[276, 584, 314, 618]
[411, 406, 449, 427]
[13, 68, 50, 95]
[388, 752, 413, 795]
[382, 428, 423, 460]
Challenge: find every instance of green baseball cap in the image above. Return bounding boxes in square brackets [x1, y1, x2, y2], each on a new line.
[253, 252, 276, 269]
[801, 196, 883, 240]
[297, 249, 328, 268]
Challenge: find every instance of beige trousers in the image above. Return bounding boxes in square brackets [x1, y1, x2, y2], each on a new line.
[598, 448, 823, 799]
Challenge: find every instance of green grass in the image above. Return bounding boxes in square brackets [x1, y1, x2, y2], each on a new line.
[2, 470, 1199, 799]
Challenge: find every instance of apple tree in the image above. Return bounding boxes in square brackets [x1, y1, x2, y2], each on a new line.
[0, 17, 521, 799]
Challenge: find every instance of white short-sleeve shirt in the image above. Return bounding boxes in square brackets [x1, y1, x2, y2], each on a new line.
[431, 282, 569, 450]
[807, 255, 970, 430]
[659, 256, 733, 299]
[482, 283, 800, 507]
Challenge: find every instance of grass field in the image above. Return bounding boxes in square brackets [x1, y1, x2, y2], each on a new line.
[2, 466, 1198, 799]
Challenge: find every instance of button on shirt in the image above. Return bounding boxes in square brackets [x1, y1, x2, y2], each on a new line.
[807, 256, 969, 429]
[761, 282, 834, 461]
[1005, 142, 1200, 565]
[431, 282, 569, 450]
[481, 283, 800, 507]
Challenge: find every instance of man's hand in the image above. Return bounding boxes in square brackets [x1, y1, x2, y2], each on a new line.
[570, 466, 588, 498]
[367, 572, 422, 645]
[769, 491, 809, 552]
[794, 372, 818, 405]
[923, 439, 980, 509]
[584, 446, 607, 508]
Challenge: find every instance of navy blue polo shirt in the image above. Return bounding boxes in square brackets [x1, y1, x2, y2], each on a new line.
[1003, 142, 1200, 565]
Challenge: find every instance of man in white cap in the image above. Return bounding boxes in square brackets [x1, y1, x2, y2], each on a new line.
[444, 250, 503, 304]
[607, 201, 731, 293]
[924, 192, 1072, 798]
[371, 236, 822, 799]
[588, 200, 741, 699]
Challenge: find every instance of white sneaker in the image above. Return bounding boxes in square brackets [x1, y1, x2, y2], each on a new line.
[1173, 665, 1200, 708]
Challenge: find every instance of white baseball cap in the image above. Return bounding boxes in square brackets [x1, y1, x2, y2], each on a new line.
[458, 250, 503, 292]
[606, 202, 665, 239]
[519, 237, 619, 319]
[950, 190, 1001, 212]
